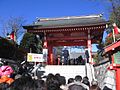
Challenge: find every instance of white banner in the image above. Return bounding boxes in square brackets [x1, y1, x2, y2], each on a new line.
[43, 49, 48, 61]
[27, 53, 44, 62]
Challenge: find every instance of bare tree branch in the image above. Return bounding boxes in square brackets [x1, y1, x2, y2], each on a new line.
[0, 17, 26, 43]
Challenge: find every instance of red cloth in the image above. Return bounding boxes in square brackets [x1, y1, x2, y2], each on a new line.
[114, 26, 119, 34]
[107, 33, 112, 37]
[10, 31, 14, 40]
[0, 75, 14, 85]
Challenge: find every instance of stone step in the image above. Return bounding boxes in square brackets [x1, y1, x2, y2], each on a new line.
[43, 65, 86, 83]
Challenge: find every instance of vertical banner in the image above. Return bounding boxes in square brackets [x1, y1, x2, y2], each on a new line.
[88, 39, 92, 63]
[43, 49, 48, 62]
[87, 30, 92, 63]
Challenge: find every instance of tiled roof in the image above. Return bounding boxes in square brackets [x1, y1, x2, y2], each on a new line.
[23, 14, 108, 28]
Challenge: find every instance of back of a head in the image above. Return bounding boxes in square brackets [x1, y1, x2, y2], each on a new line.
[69, 84, 86, 90]
[55, 74, 66, 85]
[82, 79, 90, 87]
[34, 79, 47, 90]
[46, 74, 61, 90]
[55, 73, 60, 77]
[90, 81, 101, 90]
[9, 76, 47, 90]
[83, 76, 89, 81]
[0, 83, 9, 90]
[75, 75, 82, 82]
[91, 81, 98, 86]
[46, 73, 54, 80]
[59, 76, 66, 85]
[68, 78, 74, 84]
[47, 83, 60, 90]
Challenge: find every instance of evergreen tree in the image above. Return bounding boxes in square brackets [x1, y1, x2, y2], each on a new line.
[20, 33, 43, 53]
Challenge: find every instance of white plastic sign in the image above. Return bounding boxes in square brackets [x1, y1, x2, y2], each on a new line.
[27, 53, 43, 62]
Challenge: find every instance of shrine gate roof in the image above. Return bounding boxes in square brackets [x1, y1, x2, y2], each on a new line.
[23, 14, 108, 30]
[23, 14, 109, 45]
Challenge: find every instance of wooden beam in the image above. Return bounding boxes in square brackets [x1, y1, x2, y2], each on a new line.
[27, 25, 106, 33]
[46, 37, 87, 41]
[48, 41, 87, 46]
[105, 40, 120, 53]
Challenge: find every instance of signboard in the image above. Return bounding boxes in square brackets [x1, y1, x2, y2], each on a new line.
[114, 51, 120, 64]
[27, 53, 44, 62]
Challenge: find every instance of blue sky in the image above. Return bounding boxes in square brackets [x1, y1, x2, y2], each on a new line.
[0, 0, 111, 51]
[0, 0, 111, 23]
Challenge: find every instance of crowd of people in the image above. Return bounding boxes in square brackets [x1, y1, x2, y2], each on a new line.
[0, 70, 98, 90]
[54, 48, 88, 65]
[55, 55, 85, 65]
[0, 66, 94, 90]
[0, 61, 112, 90]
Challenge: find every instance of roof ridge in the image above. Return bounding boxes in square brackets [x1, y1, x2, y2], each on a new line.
[37, 14, 103, 22]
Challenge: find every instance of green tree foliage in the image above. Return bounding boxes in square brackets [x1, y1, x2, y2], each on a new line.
[20, 33, 43, 54]
[91, 0, 120, 63]
[94, 0, 120, 46]
[94, 42, 105, 63]
[105, 0, 120, 45]
[109, 0, 120, 27]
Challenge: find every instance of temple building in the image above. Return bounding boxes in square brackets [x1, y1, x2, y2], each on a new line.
[23, 14, 108, 65]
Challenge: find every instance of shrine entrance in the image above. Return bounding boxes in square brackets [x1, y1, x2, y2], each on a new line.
[23, 14, 108, 65]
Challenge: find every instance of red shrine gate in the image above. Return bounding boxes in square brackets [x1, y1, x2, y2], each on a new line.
[23, 14, 108, 65]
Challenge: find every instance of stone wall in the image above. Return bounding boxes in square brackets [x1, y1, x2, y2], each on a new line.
[94, 59, 116, 90]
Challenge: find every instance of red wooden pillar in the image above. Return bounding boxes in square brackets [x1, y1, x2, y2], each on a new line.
[48, 45, 53, 65]
[111, 54, 120, 90]
[87, 30, 92, 63]
[116, 68, 120, 90]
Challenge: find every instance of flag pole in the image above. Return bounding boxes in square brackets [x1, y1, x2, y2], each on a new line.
[112, 28, 116, 42]
[113, 23, 116, 42]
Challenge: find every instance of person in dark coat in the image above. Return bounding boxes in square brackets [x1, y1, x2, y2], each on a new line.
[85, 49, 89, 63]
[62, 48, 69, 65]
